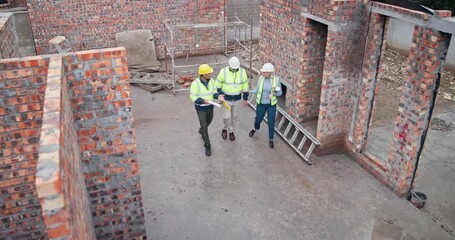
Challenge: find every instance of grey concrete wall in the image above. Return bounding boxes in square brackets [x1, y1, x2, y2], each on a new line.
[0, 8, 36, 57]
[226, 0, 260, 41]
[387, 17, 455, 69]
[11, 10, 36, 56]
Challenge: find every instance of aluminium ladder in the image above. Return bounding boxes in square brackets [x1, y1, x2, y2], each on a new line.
[248, 95, 320, 165]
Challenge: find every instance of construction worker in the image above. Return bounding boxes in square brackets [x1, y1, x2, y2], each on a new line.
[216, 56, 249, 141]
[248, 63, 282, 148]
[190, 64, 224, 156]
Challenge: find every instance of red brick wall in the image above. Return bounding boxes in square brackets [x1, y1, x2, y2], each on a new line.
[27, 0, 224, 56]
[351, 13, 386, 152]
[0, 56, 48, 239]
[35, 55, 96, 239]
[299, 19, 327, 121]
[259, 0, 306, 118]
[0, 13, 19, 59]
[307, 0, 363, 23]
[63, 48, 146, 239]
[387, 26, 451, 196]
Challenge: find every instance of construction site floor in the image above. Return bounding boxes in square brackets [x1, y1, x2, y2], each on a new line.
[132, 87, 454, 240]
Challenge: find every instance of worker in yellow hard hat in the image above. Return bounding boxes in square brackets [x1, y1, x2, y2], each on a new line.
[216, 56, 249, 142]
[190, 64, 225, 156]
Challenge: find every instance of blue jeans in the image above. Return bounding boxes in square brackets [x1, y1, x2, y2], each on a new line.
[254, 104, 276, 140]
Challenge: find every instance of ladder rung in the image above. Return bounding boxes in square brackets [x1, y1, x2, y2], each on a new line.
[283, 123, 292, 137]
[277, 116, 286, 130]
[298, 135, 307, 151]
[290, 130, 299, 145]
[305, 142, 316, 159]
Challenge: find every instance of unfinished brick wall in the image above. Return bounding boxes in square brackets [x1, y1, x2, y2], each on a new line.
[260, 0, 364, 152]
[0, 13, 19, 59]
[299, 19, 327, 121]
[259, 0, 306, 118]
[1, 47, 145, 239]
[27, 0, 224, 56]
[63, 48, 146, 239]
[260, 1, 453, 196]
[351, 13, 387, 152]
[35, 55, 96, 239]
[0, 56, 48, 239]
[387, 26, 451, 195]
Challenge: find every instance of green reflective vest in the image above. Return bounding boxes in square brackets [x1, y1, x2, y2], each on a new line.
[256, 75, 279, 106]
[216, 67, 248, 95]
[190, 77, 217, 106]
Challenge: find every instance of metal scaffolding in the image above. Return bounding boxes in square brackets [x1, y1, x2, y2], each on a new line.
[163, 16, 254, 94]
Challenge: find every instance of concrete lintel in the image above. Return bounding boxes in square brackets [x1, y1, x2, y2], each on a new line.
[301, 12, 332, 28]
[301, 12, 359, 32]
[372, 7, 455, 34]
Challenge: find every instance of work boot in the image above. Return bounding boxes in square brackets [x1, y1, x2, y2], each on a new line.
[269, 140, 274, 149]
[229, 132, 235, 141]
[205, 146, 211, 156]
[222, 129, 227, 140]
[249, 129, 255, 137]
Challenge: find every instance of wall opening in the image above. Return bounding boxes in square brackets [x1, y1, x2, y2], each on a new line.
[277, 83, 287, 109]
[363, 19, 410, 164]
[298, 19, 328, 136]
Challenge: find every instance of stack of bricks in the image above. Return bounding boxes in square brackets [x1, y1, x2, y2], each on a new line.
[26, 0, 224, 56]
[0, 56, 48, 239]
[387, 26, 451, 196]
[0, 13, 19, 59]
[63, 48, 146, 239]
[35, 55, 96, 239]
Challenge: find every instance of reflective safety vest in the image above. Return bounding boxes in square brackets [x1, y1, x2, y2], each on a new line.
[190, 77, 217, 106]
[256, 75, 279, 106]
[216, 67, 248, 95]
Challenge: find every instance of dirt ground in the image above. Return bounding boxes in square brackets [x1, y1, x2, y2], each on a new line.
[372, 48, 455, 128]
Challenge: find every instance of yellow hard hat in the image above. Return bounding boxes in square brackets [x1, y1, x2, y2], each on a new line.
[198, 64, 213, 75]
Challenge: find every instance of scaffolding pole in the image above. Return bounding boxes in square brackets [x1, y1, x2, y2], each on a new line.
[163, 17, 254, 95]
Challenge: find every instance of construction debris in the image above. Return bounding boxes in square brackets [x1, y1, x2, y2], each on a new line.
[128, 72, 174, 93]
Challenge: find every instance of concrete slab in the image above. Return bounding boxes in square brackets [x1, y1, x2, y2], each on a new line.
[132, 87, 453, 240]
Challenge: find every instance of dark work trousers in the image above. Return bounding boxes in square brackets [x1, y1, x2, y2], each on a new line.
[197, 110, 214, 148]
[254, 103, 277, 140]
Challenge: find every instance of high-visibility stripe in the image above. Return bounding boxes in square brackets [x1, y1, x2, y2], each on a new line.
[256, 76, 278, 105]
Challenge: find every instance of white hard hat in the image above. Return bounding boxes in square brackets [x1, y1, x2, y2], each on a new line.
[228, 57, 240, 69]
[260, 63, 274, 72]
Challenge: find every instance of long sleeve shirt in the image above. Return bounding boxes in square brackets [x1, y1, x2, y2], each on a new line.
[251, 77, 282, 104]
[194, 78, 219, 112]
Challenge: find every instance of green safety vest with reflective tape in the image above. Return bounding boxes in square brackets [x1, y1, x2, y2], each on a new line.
[216, 67, 248, 95]
[256, 75, 279, 106]
[190, 77, 217, 106]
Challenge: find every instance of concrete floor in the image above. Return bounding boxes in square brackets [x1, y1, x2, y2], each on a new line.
[132, 86, 454, 240]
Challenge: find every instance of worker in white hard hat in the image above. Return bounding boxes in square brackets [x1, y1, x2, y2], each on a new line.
[216, 56, 249, 141]
[248, 63, 282, 148]
[190, 64, 224, 156]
